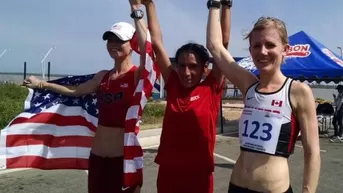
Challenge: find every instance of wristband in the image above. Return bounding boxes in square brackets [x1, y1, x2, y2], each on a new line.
[207, 0, 221, 9]
[221, 0, 232, 7]
[130, 9, 144, 19]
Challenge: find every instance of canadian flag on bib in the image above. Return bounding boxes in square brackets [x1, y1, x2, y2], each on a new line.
[271, 100, 283, 107]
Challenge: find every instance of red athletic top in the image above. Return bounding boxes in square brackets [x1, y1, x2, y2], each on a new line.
[96, 66, 137, 128]
[155, 70, 223, 172]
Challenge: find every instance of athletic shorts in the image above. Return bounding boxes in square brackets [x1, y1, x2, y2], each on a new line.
[228, 182, 293, 193]
[88, 153, 137, 193]
[157, 165, 213, 193]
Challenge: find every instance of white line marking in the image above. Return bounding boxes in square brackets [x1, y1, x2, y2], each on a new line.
[295, 144, 327, 152]
[221, 131, 238, 136]
[0, 168, 30, 175]
[213, 153, 236, 163]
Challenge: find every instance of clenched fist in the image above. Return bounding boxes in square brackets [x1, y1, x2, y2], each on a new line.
[22, 76, 42, 89]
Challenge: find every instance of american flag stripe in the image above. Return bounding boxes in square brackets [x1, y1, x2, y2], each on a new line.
[4, 144, 143, 163]
[122, 30, 156, 187]
[9, 114, 96, 132]
[6, 135, 94, 147]
[6, 134, 141, 148]
[3, 143, 143, 170]
[4, 120, 140, 147]
[5, 145, 90, 159]
[4, 125, 140, 148]
[7, 156, 89, 169]
[3, 124, 94, 137]
[10, 104, 98, 126]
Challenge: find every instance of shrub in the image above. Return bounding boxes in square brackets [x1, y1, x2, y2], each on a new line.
[0, 83, 28, 129]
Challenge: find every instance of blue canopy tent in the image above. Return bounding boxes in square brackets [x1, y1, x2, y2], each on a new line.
[237, 31, 343, 83]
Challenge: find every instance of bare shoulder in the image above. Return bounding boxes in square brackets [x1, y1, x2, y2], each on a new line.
[94, 70, 108, 80]
[290, 80, 315, 110]
[290, 80, 313, 95]
[95, 70, 108, 77]
[88, 70, 108, 86]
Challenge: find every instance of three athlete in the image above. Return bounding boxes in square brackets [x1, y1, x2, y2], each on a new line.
[23, 0, 321, 192]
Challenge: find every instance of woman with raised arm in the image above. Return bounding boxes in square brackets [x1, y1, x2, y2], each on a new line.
[206, 1, 321, 193]
[137, 0, 231, 192]
[22, 1, 147, 192]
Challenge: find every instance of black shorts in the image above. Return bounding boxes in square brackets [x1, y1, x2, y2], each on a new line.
[88, 153, 138, 193]
[228, 182, 293, 193]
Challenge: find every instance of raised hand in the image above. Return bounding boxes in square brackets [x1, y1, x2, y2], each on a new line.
[141, 0, 152, 5]
[129, 0, 141, 6]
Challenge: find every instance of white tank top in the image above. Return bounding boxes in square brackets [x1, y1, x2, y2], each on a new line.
[239, 78, 300, 157]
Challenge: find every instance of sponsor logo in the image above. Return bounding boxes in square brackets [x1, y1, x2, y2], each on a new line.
[190, 95, 200, 102]
[286, 44, 311, 58]
[122, 187, 130, 191]
[120, 83, 128, 88]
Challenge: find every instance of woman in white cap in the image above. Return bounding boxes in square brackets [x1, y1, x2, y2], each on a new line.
[206, 0, 321, 192]
[22, 1, 147, 192]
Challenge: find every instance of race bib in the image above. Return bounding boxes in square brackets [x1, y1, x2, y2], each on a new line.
[239, 108, 283, 154]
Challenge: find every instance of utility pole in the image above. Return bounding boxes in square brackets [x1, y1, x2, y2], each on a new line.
[41, 46, 56, 80]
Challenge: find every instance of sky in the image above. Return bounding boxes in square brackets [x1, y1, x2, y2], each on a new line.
[0, 0, 342, 76]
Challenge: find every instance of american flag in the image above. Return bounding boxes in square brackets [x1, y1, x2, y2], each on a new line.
[0, 74, 98, 170]
[0, 29, 158, 188]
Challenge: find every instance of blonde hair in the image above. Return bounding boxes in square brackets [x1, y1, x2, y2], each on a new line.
[244, 17, 289, 45]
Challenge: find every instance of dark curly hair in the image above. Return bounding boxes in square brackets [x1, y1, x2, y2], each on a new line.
[174, 43, 210, 66]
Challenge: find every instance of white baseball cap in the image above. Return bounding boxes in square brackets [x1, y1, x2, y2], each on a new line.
[102, 22, 136, 41]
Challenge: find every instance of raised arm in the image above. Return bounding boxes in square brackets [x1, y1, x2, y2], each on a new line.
[206, 0, 257, 94]
[221, 1, 231, 49]
[211, 0, 232, 86]
[129, 0, 148, 86]
[23, 70, 107, 97]
[291, 82, 320, 193]
[142, 0, 173, 82]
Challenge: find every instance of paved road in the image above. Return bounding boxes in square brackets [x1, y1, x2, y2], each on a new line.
[0, 134, 342, 193]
